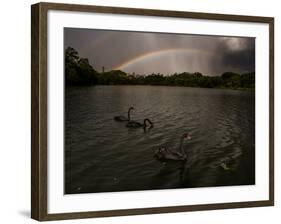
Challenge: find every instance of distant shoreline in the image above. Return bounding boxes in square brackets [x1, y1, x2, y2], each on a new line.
[65, 46, 255, 90]
[66, 84, 255, 91]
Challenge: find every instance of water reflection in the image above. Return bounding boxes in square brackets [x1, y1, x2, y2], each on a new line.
[65, 86, 255, 194]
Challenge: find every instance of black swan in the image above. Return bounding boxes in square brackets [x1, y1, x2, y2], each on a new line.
[126, 118, 153, 129]
[114, 107, 134, 121]
[154, 133, 192, 161]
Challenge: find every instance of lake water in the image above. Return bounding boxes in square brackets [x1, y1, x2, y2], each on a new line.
[65, 85, 255, 194]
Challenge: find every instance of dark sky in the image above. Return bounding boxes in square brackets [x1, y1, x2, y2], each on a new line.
[64, 28, 255, 76]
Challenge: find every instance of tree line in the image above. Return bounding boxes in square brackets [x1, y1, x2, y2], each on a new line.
[65, 47, 255, 89]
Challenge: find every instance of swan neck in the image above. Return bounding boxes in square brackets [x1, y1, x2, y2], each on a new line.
[128, 108, 132, 120]
[144, 119, 153, 127]
[144, 119, 147, 126]
[179, 136, 186, 156]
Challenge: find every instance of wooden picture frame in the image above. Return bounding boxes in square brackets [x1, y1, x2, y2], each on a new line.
[31, 2, 274, 221]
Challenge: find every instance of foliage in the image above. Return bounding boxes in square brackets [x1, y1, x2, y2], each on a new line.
[65, 47, 97, 85]
[65, 47, 255, 89]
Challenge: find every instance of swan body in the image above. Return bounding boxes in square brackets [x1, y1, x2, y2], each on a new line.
[154, 148, 187, 161]
[154, 133, 191, 162]
[114, 116, 129, 122]
[114, 107, 134, 122]
[126, 118, 153, 129]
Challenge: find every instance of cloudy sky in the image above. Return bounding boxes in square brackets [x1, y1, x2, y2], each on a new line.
[64, 28, 255, 76]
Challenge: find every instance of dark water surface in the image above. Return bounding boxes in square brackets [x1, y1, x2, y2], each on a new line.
[65, 85, 255, 194]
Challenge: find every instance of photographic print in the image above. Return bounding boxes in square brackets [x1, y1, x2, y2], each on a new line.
[31, 3, 274, 220]
[64, 28, 255, 194]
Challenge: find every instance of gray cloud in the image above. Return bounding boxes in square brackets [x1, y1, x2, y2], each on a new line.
[219, 38, 255, 73]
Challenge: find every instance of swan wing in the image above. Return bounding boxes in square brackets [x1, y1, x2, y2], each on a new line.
[155, 148, 186, 161]
[168, 149, 185, 160]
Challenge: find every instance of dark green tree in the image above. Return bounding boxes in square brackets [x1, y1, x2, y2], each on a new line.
[76, 58, 97, 85]
[65, 47, 97, 85]
[65, 47, 79, 84]
[65, 46, 255, 89]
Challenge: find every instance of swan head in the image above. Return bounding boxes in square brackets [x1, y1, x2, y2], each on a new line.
[183, 133, 192, 140]
[144, 118, 153, 126]
[129, 106, 135, 111]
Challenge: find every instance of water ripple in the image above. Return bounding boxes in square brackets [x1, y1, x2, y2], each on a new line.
[65, 86, 255, 194]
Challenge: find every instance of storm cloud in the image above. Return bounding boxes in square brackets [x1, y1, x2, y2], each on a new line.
[64, 28, 255, 76]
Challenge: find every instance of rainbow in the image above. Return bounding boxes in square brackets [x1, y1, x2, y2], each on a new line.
[114, 48, 210, 71]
